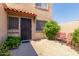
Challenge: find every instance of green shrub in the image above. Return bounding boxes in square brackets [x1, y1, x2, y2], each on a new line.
[0, 43, 10, 56]
[43, 20, 60, 40]
[72, 28, 79, 45]
[5, 36, 21, 49]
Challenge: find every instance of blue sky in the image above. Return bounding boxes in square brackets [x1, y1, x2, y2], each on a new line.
[53, 3, 79, 24]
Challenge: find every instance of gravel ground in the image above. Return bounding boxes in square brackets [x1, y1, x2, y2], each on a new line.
[31, 39, 79, 56]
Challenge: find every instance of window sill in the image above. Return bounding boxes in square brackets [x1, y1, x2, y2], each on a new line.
[36, 30, 43, 33]
[35, 6, 48, 11]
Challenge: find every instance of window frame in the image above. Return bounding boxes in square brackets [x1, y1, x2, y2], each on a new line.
[36, 20, 47, 32]
[35, 3, 48, 10]
[8, 16, 19, 30]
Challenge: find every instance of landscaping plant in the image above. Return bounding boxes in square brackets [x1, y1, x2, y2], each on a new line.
[72, 28, 79, 46]
[43, 20, 60, 40]
[0, 43, 10, 56]
[5, 36, 21, 49]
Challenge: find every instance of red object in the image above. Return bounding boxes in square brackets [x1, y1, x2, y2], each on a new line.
[57, 32, 72, 43]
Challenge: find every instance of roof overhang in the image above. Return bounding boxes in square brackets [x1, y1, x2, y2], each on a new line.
[3, 4, 37, 19]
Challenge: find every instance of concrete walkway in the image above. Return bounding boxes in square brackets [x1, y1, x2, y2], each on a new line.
[11, 42, 38, 56]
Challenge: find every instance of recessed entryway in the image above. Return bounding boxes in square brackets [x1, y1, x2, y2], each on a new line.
[21, 18, 32, 42]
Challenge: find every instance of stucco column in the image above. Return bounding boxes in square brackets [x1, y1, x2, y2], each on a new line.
[31, 18, 36, 40]
[0, 4, 7, 43]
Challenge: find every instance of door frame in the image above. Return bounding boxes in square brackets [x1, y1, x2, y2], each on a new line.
[21, 18, 32, 41]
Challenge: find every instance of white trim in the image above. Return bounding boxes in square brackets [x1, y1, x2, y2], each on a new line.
[19, 17, 21, 37]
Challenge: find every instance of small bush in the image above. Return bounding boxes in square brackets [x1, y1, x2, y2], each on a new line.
[5, 36, 21, 49]
[43, 20, 60, 40]
[0, 43, 10, 56]
[72, 28, 79, 45]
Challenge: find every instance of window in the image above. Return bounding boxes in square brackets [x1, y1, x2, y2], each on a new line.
[35, 3, 48, 9]
[36, 20, 46, 31]
[8, 17, 19, 29]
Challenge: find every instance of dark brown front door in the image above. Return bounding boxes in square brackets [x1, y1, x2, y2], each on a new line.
[21, 18, 31, 41]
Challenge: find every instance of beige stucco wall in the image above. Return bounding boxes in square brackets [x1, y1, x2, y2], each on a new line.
[5, 3, 52, 40]
[6, 3, 52, 20]
[0, 4, 7, 43]
[60, 21, 79, 33]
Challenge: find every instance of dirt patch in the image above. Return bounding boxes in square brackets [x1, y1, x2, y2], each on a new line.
[31, 39, 79, 56]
